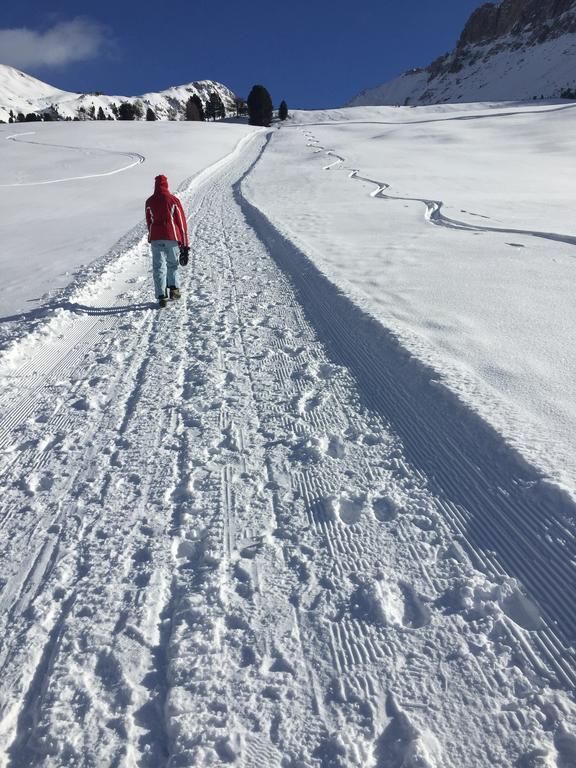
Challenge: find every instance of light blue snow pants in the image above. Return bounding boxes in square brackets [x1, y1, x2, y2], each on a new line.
[151, 240, 180, 298]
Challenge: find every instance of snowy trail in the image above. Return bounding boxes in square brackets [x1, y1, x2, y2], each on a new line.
[303, 131, 576, 249]
[0, 131, 145, 186]
[0, 132, 575, 766]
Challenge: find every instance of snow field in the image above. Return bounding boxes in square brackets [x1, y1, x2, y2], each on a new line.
[0, 120, 257, 326]
[245, 104, 576, 499]
[0, 126, 575, 766]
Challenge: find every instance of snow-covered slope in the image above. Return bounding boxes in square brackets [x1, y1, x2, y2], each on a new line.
[0, 64, 236, 122]
[247, 102, 576, 500]
[1, 113, 576, 767]
[0, 120, 257, 324]
[349, 0, 576, 106]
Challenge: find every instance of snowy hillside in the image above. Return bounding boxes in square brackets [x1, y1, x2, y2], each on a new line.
[249, 102, 576, 498]
[0, 120, 257, 324]
[1, 104, 576, 766]
[0, 64, 237, 122]
[349, 0, 576, 106]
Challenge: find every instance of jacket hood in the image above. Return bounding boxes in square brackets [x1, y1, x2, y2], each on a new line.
[154, 174, 169, 192]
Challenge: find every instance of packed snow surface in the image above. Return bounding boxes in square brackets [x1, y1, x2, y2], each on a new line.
[0, 105, 575, 767]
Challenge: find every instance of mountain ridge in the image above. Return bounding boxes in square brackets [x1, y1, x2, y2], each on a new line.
[349, 0, 576, 106]
[0, 64, 237, 122]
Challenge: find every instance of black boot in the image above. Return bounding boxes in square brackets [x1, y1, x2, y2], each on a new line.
[158, 294, 168, 308]
[169, 286, 181, 300]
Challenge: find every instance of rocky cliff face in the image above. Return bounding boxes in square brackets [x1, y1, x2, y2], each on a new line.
[349, 0, 576, 107]
[458, 0, 576, 47]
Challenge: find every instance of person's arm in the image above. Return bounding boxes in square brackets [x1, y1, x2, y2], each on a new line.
[145, 204, 153, 239]
[173, 197, 188, 246]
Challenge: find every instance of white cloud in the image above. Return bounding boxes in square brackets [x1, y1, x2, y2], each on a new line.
[0, 18, 108, 69]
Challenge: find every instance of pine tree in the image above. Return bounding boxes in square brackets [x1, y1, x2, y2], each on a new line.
[97, 106, 106, 120]
[118, 101, 137, 120]
[279, 100, 288, 121]
[247, 85, 273, 127]
[234, 97, 247, 117]
[209, 91, 225, 121]
[185, 97, 201, 121]
[146, 107, 157, 121]
[191, 94, 204, 120]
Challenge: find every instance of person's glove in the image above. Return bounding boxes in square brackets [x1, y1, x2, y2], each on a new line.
[179, 245, 190, 266]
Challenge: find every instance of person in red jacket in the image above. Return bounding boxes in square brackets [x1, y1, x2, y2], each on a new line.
[145, 175, 190, 307]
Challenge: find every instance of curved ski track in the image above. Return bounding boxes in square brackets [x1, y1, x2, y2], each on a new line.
[0, 131, 574, 767]
[0, 131, 145, 187]
[301, 130, 576, 250]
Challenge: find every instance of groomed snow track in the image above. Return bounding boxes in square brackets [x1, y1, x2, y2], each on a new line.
[0, 131, 575, 767]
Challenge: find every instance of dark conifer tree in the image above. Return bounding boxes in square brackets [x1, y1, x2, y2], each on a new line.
[118, 101, 137, 120]
[191, 94, 205, 120]
[146, 107, 157, 121]
[247, 85, 273, 127]
[234, 97, 247, 117]
[209, 91, 225, 120]
[185, 97, 201, 121]
[97, 106, 106, 120]
[279, 100, 288, 120]
[205, 97, 215, 121]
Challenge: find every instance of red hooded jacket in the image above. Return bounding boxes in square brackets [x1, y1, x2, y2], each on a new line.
[145, 175, 188, 245]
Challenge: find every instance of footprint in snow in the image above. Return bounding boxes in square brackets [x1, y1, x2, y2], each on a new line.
[375, 694, 442, 768]
[327, 491, 367, 525]
[372, 495, 401, 523]
[350, 580, 431, 629]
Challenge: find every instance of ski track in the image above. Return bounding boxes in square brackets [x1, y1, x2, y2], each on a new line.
[0, 131, 575, 767]
[0, 132, 145, 187]
[300, 129, 576, 250]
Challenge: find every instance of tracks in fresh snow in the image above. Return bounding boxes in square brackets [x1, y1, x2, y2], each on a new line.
[0, 131, 145, 187]
[0, 131, 575, 767]
[302, 130, 576, 249]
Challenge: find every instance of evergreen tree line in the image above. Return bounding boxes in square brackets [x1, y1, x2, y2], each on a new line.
[5, 91, 233, 124]
[4, 87, 289, 125]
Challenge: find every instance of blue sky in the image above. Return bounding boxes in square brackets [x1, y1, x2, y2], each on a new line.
[1, 1, 485, 108]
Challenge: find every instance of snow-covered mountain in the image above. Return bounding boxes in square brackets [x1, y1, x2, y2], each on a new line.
[349, 0, 576, 106]
[0, 64, 237, 122]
